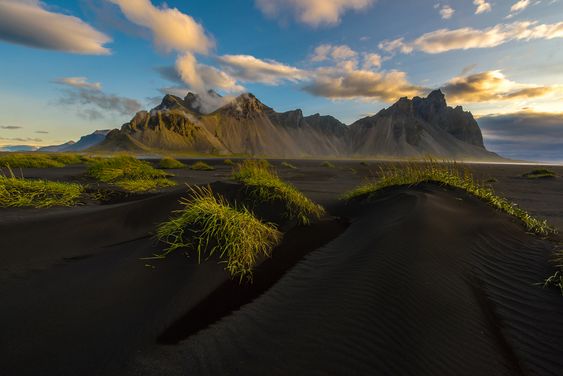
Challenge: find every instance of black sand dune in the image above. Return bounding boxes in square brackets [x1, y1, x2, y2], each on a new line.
[1, 162, 562, 375]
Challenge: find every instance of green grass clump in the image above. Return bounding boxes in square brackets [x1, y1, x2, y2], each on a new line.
[190, 161, 215, 171]
[321, 161, 336, 168]
[223, 159, 234, 166]
[544, 247, 563, 295]
[159, 157, 186, 169]
[156, 185, 282, 280]
[523, 168, 556, 179]
[0, 153, 89, 168]
[343, 160, 555, 237]
[87, 155, 175, 192]
[485, 178, 498, 183]
[0, 169, 83, 208]
[280, 161, 297, 169]
[232, 160, 325, 225]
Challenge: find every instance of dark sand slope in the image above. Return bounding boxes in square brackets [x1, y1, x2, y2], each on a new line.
[129, 184, 563, 376]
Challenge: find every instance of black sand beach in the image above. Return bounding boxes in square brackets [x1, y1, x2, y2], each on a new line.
[1, 160, 562, 375]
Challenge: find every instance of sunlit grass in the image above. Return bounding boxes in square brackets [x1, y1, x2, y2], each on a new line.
[523, 168, 556, 179]
[87, 155, 175, 192]
[232, 159, 325, 225]
[321, 161, 336, 168]
[190, 161, 215, 171]
[544, 247, 563, 295]
[156, 185, 282, 280]
[0, 153, 89, 168]
[281, 161, 297, 169]
[0, 168, 83, 208]
[223, 159, 234, 166]
[159, 157, 186, 169]
[343, 160, 555, 237]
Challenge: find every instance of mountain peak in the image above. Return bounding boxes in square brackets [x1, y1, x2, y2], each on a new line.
[218, 93, 271, 118]
[426, 89, 447, 109]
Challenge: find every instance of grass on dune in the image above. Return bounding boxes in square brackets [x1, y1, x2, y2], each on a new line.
[321, 161, 336, 168]
[544, 246, 563, 295]
[156, 185, 282, 280]
[87, 155, 175, 192]
[523, 168, 556, 179]
[223, 159, 234, 166]
[190, 161, 215, 171]
[159, 157, 186, 169]
[0, 153, 90, 168]
[280, 161, 298, 169]
[0, 168, 83, 208]
[343, 160, 555, 237]
[232, 159, 325, 225]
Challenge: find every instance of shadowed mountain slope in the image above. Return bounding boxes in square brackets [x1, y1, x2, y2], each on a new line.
[94, 90, 501, 160]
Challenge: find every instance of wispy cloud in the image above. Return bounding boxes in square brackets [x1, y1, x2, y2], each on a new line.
[474, 0, 492, 14]
[255, 0, 374, 27]
[379, 20, 563, 54]
[0, 136, 42, 142]
[218, 55, 306, 84]
[0, 0, 110, 54]
[435, 4, 455, 20]
[1, 125, 22, 130]
[55, 76, 141, 119]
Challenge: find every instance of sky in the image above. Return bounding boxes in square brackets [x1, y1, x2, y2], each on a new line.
[0, 0, 562, 161]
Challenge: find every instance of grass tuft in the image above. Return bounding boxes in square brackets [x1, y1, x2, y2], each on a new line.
[223, 159, 234, 166]
[87, 155, 175, 192]
[0, 153, 89, 168]
[159, 157, 186, 169]
[156, 185, 282, 280]
[321, 161, 336, 168]
[343, 160, 555, 237]
[280, 161, 297, 169]
[0, 168, 83, 208]
[190, 161, 215, 171]
[232, 159, 325, 225]
[523, 168, 556, 179]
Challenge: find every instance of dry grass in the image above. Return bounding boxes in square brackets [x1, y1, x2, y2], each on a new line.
[159, 157, 186, 169]
[190, 161, 215, 171]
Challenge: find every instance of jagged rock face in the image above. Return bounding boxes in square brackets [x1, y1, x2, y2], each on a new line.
[95, 90, 499, 160]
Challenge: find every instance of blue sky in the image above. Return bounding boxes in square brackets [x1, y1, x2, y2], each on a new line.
[0, 0, 562, 161]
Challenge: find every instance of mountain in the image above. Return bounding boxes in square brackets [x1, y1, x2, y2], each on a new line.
[94, 90, 500, 160]
[0, 145, 38, 152]
[38, 130, 111, 152]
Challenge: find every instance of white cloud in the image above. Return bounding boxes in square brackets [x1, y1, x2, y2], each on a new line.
[438, 5, 455, 20]
[255, 0, 374, 26]
[217, 55, 306, 84]
[379, 20, 563, 54]
[175, 53, 244, 93]
[55, 77, 102, 91]
[510, 0, 532, 13]
[362, 53, 382, 69]
[473, 0, 492, 14]
[0, 0, 110, 54]
[311, 44, 358, 62]
[108, 0, 213, 54]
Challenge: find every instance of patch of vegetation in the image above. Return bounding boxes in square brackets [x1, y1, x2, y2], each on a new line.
[360, 161, 369, 166]
[280, 161, 297, 169]
[485, 178, 498, 183]
[232, 159, 325, 225]
[156, 185, 282, 280]
[544, 247, 563, 295]
[0, 153, 89, 168]
[343, 160, 555, 237]
[87, 155, 175, 192]
[223, 159, 234, 166]
[523, 168, 556, 179]
[159, 157, 186, 169]
[190, 161, 215, 171]
[0, 168, 83, 208]
[321, 161, 336, 168]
